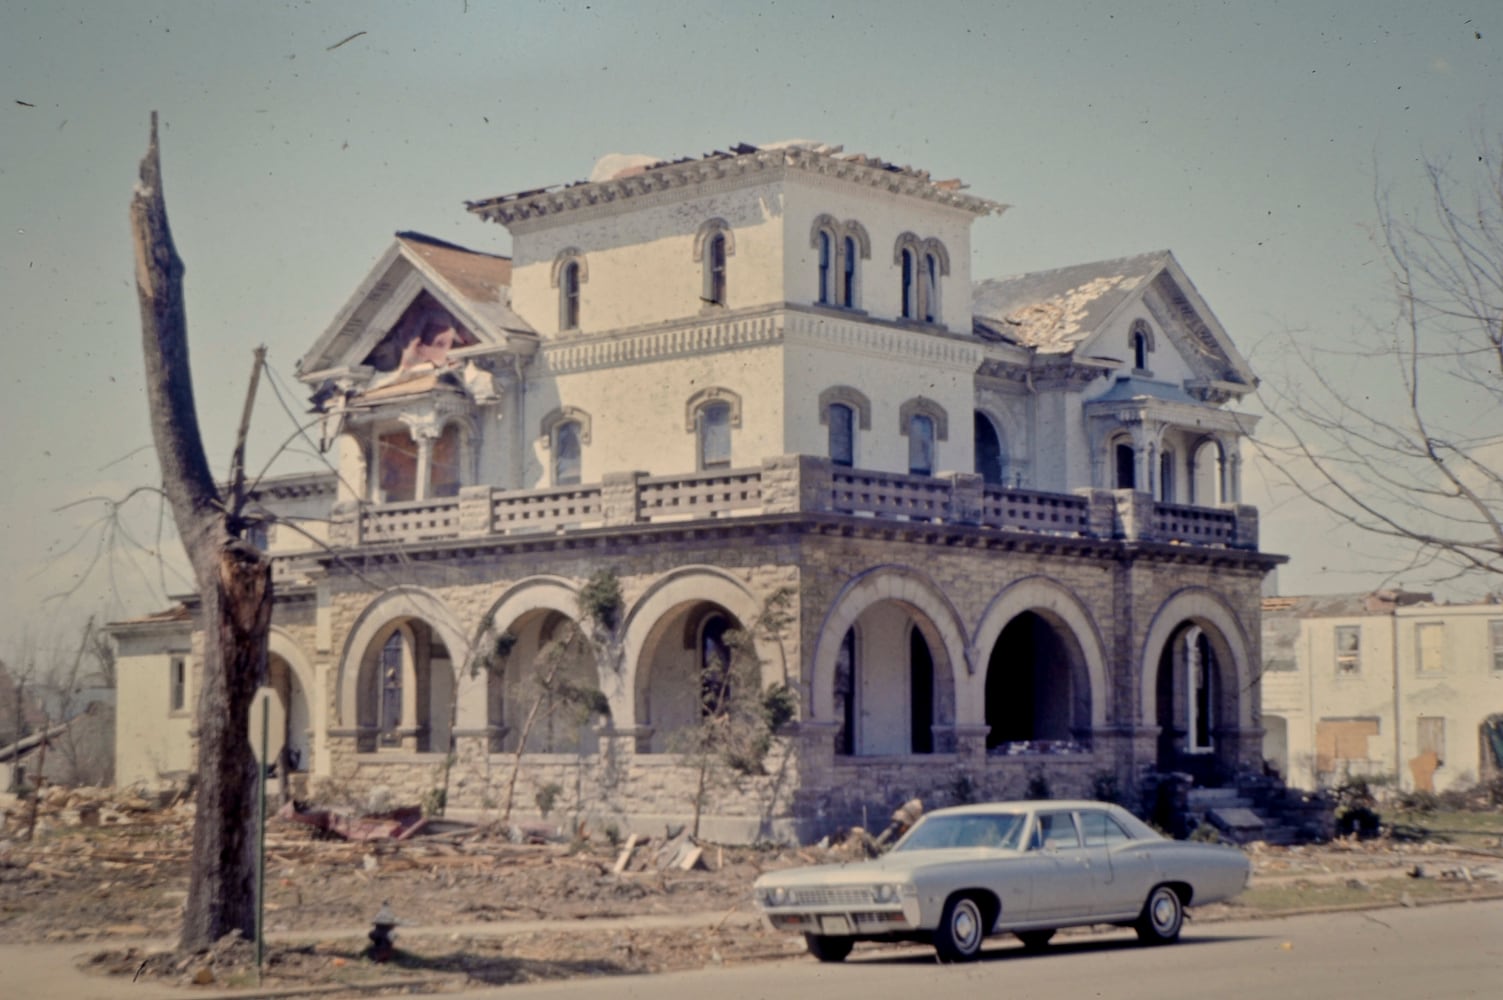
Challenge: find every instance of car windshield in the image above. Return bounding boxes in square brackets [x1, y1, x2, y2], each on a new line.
[893, 812, 1026, 851]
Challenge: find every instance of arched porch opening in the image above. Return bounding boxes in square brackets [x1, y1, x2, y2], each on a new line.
[486, 608, 598, 755]
[353, 617, 454, 753]
[1154, 621, 1240, 783]
[634, 600, 748, 754]
[983, 610, 1092, 752]
[830, 600, 956, 756]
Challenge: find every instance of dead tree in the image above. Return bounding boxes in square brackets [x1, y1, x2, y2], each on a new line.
[130, 113, 272, 952]
[1256, 135, 1503, 590]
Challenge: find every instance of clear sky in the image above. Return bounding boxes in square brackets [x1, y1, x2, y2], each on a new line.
[2, 0, 1499, 659]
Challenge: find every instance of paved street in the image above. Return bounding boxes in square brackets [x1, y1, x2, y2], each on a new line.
[10, 899, 1500, 999]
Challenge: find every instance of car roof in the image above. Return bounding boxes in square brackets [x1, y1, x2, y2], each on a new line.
[921, 800, 1126, 818]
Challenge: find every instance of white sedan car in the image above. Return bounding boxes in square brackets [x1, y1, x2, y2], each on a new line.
[754, 800, 1251, 963]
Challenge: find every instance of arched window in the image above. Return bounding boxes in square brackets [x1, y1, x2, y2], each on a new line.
[705, 232, 728, 306]
[378, 632, 405, 748]
[553, 420, 582, 485]
[1131, 319, 1155, 372]
[923, 250, 941, 323]
[842, 235, 858, 307]
[701, 613, 733, 717]
[1159, 449, 1175, 503]
[1115, 441, 1136, 490]
[975, 411, 1005, 485]
[560, 260, 581, 330]
[817, 229, 834, 305]
[908, 414, 935, 476]
[829, 402, 855, 467]
[900, 247, 917, 319]
[698, 401, 732, 469]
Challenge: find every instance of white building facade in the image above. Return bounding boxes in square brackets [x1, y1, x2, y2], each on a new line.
[113, 143, 1283, 839]
[1262, 591, 1503, 793]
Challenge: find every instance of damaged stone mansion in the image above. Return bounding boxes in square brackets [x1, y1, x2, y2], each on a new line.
[111, 142, 1282, 840]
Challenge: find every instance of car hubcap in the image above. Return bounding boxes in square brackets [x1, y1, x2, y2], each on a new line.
[1153, 893, 1176, 929]
[954, 904, 978, 945]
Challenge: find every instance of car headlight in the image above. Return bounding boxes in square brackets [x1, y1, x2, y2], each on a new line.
[762, 886, 790, 907]
[873, 883, 901, 904]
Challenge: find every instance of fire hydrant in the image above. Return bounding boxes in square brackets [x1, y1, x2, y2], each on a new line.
[368, 901, 398, 963]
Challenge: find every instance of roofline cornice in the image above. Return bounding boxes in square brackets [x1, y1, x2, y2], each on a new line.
[467, 147, 1006, 229]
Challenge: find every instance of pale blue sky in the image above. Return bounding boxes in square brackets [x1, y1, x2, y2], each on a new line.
[2, 0, 1499, 655]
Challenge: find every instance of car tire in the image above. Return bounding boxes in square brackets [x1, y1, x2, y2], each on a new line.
[933, 895, 987, 963]
[804, 933, 854, 963]
[1015, 929, 1055, 952]
[1135, 885, 1184, 945]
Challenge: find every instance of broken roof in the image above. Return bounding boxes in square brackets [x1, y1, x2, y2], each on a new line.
[1261, 590, 1438, 618]
[466, 142, 1006, 225]
[972, 251, 1172, 354]
[297, 232, 535, 379]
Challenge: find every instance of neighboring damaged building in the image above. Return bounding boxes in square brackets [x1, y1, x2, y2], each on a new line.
[1262, 591, 1503, 793]
[112, 141, 1284, 840]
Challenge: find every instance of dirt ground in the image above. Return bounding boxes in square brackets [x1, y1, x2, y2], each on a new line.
[4, 787, 1502, 995]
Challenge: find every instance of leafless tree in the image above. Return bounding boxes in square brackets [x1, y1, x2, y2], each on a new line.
[130, 114, 272, 952]
[1256, 135, 1503, 590]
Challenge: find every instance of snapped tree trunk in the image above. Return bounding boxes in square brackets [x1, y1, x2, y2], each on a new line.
[130, 113, 272, 953]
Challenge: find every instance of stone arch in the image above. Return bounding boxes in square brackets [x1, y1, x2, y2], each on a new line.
[809, 565, 968, 726]
[335, 586, 471, 731]
[970, 576, 1108, 731]
[692, 217, 736, 262]
[620, 566, 771, 731]
[1139, 587, 1253, 730]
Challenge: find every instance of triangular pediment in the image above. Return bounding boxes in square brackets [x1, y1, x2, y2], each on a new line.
[971, 250, 1256, 397]
[297, 232, 535, 381]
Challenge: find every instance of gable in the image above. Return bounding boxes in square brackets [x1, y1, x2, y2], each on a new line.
[297, 233, 534, 380]
[972, 251, 1256, 395]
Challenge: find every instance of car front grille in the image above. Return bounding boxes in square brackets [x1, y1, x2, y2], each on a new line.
[791, 887, 876, 907]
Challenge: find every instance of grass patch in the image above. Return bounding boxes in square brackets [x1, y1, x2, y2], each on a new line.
[1233, 876, 1496, 914]
[1381, 808, 1503, 851]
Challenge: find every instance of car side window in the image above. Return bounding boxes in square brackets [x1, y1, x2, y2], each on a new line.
[1035, 811, 1081, 850]
[1079, 810, 1134, 847]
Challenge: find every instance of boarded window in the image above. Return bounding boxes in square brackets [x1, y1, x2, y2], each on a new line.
[1314, 717, 1379, 776]
[1418, 716, 1446, 766]
[1335, 625, 1361, 674]
[1416, 622, 1446, 675]
[1491, 620, 1503, 673]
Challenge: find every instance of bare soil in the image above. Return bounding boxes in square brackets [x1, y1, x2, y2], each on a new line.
[4, 788, 1501, 996]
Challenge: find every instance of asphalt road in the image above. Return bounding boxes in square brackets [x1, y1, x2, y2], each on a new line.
[448, 900, 1503, 1000]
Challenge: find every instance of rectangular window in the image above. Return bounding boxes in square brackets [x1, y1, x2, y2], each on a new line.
[828, 404, 854, 467]
[1418, 716, 1446, 766]
[1491, 619, 1503, 673]
[169, 656, 186, 713]
[1416, 622, 1446, 675]
[1335, 625, 1361, 674]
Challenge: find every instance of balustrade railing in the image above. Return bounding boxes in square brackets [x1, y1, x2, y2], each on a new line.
[326, 459, 1257, 552]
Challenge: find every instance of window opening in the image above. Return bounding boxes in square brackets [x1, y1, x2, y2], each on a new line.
[554, 420, 582, 485]
[378, 429, 418, 503]
[1335, 625, 1361, 674]
[900, 248, 916, 319]
[835, 627, 857, 755]
[561, 260, 581, 330]
[817, 230, 833, 305]
[1115, 442, 1136, 490]
[1418, 716, 1446, 766]
[701, 614, 733, 717]
[707, 232, 727, 305]
[842, 235, 857, 306]
[923, 251, 940, 323]
[829, 403, 854, 467]
[698, 401, 732, 469]
[170, 656, 186, 712]
[975, 412, 1005, 485]
[908, 414, 935, 476]
[429, 423, 462, 499]
[379, 632, 404, 747]
[909, 626, 935, 754]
